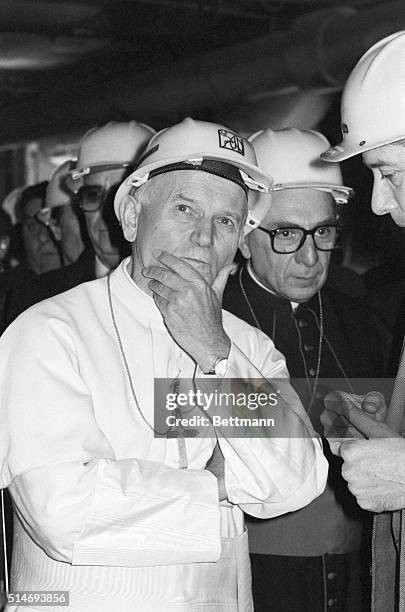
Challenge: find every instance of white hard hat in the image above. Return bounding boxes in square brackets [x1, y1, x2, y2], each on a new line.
[68, 120, 156, 191]
[1, 186, 25, 225]
[114, 117, 274, 231]
[45, 160, 75, 208]
[321, 31, 405, 162]
[250, 128, 353, 204]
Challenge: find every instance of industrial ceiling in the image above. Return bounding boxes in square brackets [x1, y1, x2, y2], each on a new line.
[0, 0, 402, 145]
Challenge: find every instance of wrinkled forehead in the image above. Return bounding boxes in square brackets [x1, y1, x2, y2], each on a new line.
[363, 142, 405, 169]
[139, 169, 248, 212]
[262, 188, 335, 226]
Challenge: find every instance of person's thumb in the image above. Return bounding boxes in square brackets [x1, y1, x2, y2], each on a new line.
[362, 391, 386, 422]
[212, 263, 237, 300]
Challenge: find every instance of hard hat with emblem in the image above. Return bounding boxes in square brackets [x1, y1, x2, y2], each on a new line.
[68, 121, 156, 192]
[250, 128, 353, 203]
[114, 117, 274, 231]
[321, 31, 405, 163]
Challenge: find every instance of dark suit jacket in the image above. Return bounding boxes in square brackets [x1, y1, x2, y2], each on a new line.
[5, 248, 96, 327]
[368, 278, 405, 377]
[0, 264, 36, 334]
[223, 263, 392, 434]
[223, 264, 392, 558]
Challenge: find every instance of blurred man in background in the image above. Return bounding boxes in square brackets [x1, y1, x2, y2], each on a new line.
[4, 121, 155, 325]
[38, 159, 87, 266]
[0, 182, 62, 332]
[68, 121, 156, 277]
[18, 182, 62, 275]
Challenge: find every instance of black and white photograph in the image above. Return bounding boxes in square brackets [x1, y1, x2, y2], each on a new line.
[1, 1, 405, 611]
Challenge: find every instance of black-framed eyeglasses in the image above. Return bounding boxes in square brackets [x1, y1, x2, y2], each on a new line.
[76, 183, 120, 214]
[257, 224, 342, 254]
[76, 185, 107, 213]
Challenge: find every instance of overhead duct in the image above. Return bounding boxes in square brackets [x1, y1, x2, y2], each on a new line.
[0, 33, 106, 70]
[226, 90, 336, 135]
[0, 1, 404, 145]
[0, 1, 101, 30]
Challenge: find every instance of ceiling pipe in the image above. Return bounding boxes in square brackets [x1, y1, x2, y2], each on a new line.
[0, 1, 101, 31]
[0, 1, 404, 145]
[129, 0, 268, 19]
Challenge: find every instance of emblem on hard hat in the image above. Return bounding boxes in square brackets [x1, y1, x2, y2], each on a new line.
[218, 129, 245, 156]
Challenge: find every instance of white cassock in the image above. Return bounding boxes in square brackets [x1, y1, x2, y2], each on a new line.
[0, 258, 327, 612]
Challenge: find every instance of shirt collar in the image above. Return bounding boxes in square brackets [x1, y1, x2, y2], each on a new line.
[94, 255, 111, 279]
[108, 256, 164, 323]
[246, 260, 299, 311]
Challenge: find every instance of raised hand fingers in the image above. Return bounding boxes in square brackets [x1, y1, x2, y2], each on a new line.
[147, 279, 173, 302]
[142, 264, 184, 291]
[212, 263, 237, 300]
[152, 249, 205, 282]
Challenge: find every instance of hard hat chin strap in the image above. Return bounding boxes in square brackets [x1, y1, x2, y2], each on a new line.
[135, 160, 250, 196]
[239, 171, 268, 193]
[128, 159, 271, 197]
[245, 211, 261, 230]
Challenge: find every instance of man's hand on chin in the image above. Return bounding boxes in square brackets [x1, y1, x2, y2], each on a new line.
[340, 438, 405, 512]
[142, 249, 233, 372]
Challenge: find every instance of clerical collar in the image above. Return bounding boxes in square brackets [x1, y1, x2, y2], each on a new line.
[106, 257, 164, 325]
[123, 258, 156, 302]
[246, 261, 299, 311]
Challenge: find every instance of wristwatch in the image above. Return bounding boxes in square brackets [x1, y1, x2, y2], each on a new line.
[207, 357, 228, 377]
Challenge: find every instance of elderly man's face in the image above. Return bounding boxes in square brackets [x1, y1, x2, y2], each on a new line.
[240, 188, 334, 303]
[363, 143, 405, 227]
[83, 168, 129, 269]
[127, 171, 247, 288]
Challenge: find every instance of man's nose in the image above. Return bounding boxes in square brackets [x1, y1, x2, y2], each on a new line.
[371, 180, 399, 216]
[191, 218, 214, 247]
[295, 235, 319, 267]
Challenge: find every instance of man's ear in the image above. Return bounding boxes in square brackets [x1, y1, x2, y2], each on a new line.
[239, 230, 251, 260]
[119, 194, 142, 242]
